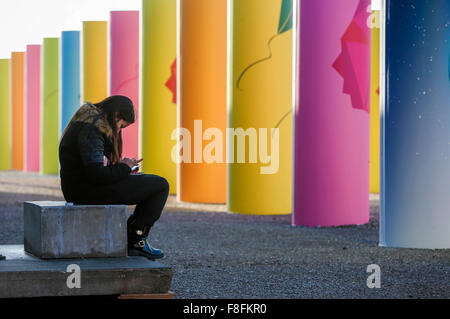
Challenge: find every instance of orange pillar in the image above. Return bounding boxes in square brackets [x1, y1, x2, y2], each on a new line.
[178, 0, 227, 203]
[11, 52, 25, 171]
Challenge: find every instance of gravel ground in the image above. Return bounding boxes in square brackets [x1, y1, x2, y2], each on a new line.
[0, 171, 448, 299]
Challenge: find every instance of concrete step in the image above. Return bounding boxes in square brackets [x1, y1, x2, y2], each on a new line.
[0, 245, 173, 298]
[24, 201, 127, 259]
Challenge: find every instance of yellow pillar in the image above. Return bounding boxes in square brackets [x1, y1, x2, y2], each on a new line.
[229, 0, 293, 214]
[0, 59, 11, 170]
[370, 9, 380, 193]
[141, 0, 177, 194]
[41, 38, 60, 175]
[82, 21, 108, 103]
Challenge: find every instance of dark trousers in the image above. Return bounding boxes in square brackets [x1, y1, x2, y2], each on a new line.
[73, 173, 169, 232]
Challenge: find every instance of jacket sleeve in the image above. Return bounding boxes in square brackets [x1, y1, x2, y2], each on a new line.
[78, 125, 131, 185]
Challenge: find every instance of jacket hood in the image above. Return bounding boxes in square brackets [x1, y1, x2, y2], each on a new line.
[71, 102, 113, 139]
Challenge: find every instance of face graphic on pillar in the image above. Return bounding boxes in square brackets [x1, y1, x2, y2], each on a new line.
[165, 58, 177, 104]
[332, 0, 371, 113]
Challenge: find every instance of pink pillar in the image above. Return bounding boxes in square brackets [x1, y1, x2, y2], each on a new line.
[110, 11, 140, 159]
[25, 44, 41, 172]
[293, 0, 371, 227]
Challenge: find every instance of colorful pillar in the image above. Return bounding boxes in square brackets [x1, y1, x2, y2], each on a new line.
[0, 59, 11, 170]
[228, 0, 293, 215]
[370, 0, 381, 193]
[178, 0, 227, 203]
[25, 44, 41, 172]
[110, 11, 139, 159]
[82, 21, 107, 103]
[61, 31, 81, 136]
[293, 0, 371, 227]
[141, 0, 177, 194]
[11, 52, 25, 171]
[41, 38, 59, 175]
[380, 0, 450, 248]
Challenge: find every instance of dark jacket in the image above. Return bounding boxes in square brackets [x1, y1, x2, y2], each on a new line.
[59, 102, 131, 202]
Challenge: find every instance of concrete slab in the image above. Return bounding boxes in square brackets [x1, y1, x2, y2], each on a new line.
[0, 245, 173, 299]
[24, 201, 127, 259]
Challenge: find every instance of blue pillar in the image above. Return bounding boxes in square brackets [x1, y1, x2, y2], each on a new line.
[60, 31, 80, 136]
[381, 0, 450, 248]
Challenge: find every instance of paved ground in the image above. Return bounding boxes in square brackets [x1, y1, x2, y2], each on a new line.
[0, 171, 448, 299]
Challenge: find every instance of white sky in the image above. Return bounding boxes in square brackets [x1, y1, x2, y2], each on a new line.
[0, 0, 141, 58]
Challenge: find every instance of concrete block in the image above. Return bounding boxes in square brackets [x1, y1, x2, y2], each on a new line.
[0, 245, 173, 298]
[24, 201, 127, 259]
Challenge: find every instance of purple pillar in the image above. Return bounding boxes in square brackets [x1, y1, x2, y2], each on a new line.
[293, 0, 371, 227]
